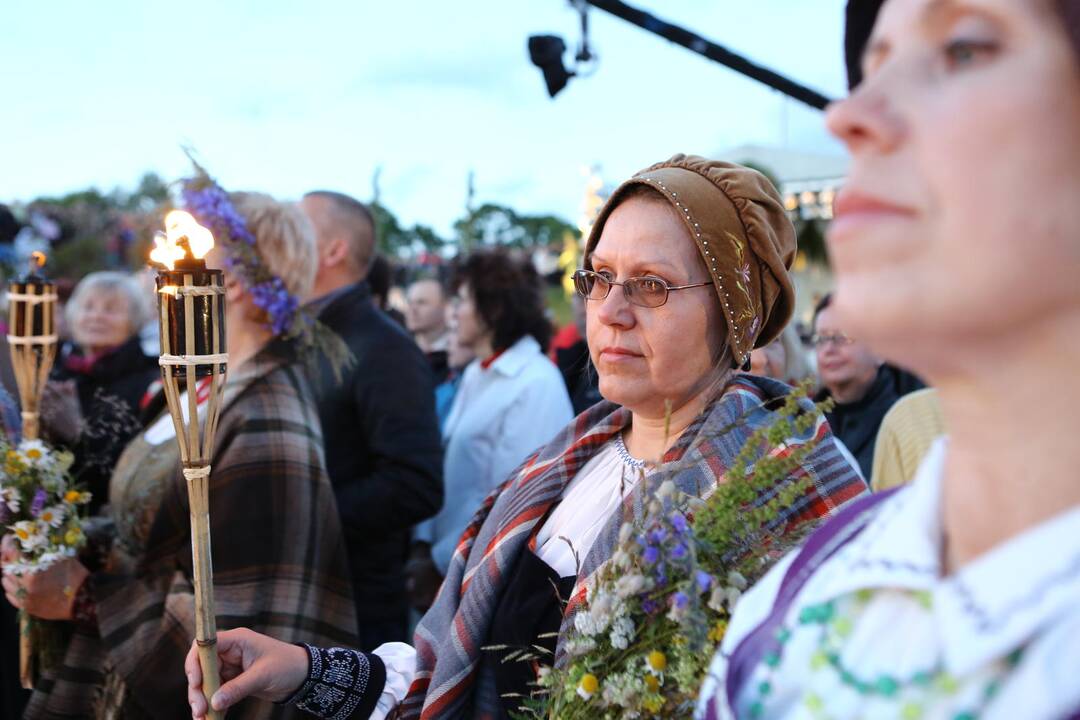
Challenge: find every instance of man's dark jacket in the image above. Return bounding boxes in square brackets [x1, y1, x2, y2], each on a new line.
[310, 281, 443, 629]
[816, 363, 924, 482]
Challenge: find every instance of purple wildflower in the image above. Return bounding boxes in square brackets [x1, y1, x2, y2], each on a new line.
[669, 511, 688, 535]
[672, 591, 690, 610]
[642, 599, 660, 615]
[250, 277, 299, 336]
[696, 570, 713, 593]
[30, 488, 47, 517]
[642, 545, 660, 565]
[648, 527, 668, 545]
[182, 184, 256, 247]
[670, 542, 688, 561]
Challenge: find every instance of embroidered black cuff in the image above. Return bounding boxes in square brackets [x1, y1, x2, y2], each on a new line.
[283, 643, 386, 720]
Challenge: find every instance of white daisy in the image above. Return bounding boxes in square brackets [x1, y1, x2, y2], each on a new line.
[38, 505, 66, 528]
[12, 520, 46, 551]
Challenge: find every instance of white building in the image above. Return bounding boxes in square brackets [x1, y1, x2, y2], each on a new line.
[715, 144, 848, 222]
[714, 144, 849, 326]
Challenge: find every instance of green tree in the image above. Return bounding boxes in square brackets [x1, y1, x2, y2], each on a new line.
[371, 202, 448, 258]
[452, 203, 578, 250]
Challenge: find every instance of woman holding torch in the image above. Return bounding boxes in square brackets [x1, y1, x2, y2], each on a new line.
[3, 188, 357, 719]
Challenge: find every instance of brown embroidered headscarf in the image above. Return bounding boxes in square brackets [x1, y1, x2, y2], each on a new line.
[583, 154, 797, 367]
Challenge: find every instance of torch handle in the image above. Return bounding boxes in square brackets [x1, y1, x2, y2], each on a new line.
[185, 466, 224, 720]
[197, 641, 224, 720]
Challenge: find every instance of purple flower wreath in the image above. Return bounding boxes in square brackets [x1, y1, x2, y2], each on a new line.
[176, 155, 354, 379]
[181, 172, 301, 337]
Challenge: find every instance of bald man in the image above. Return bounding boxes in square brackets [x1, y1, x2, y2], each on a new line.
[301, 191, 443, 650]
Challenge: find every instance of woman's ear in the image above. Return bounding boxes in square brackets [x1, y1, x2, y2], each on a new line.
[224, 274, 246, 305]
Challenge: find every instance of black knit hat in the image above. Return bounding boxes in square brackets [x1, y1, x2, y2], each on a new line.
[845, 0, 886, 88]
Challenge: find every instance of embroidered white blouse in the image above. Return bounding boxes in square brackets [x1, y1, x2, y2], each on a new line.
[374, 438, 647, 719]
[696, 439, 1080, 720]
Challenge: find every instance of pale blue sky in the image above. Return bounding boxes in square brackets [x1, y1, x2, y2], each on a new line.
[1, 1, 848, 234]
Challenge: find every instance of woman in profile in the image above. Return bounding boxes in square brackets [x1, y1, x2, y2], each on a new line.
[699, 0, 1080, 717]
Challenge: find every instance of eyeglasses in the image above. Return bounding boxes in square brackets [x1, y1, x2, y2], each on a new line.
[810, 332, 855, 348]
[573, 269, 711, 309]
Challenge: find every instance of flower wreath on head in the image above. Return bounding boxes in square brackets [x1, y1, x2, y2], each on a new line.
[178, 153, 355, 382]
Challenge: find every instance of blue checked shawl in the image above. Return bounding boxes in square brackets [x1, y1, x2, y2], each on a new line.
[401, 374, 866, 720]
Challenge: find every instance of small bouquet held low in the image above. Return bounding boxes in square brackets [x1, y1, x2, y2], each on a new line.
[0, 435, 91, 675]
[509, 383, 832, 719]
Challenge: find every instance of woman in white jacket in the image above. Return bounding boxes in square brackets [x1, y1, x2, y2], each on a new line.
[408, 249, 573, 606]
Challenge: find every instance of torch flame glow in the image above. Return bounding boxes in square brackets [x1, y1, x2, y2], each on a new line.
[150, 211, 216, 270]
[150, 232, 187, 271]
[165, 211, 215, 259]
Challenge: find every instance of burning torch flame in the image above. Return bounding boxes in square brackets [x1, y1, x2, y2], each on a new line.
[150, 210, 215, 271]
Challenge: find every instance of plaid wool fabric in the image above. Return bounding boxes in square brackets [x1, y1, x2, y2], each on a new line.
[401, 374, 867, 719]
[24, 340, 358, 719]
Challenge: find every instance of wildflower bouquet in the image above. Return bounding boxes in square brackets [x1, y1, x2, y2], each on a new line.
[0, 435, 91, 676]
[515, 383, 832, 719]
[1, 438, 89, 571]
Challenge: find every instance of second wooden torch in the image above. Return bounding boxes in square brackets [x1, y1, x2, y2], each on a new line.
[6, 251, 58, 688]
[150, 211, 227, 720]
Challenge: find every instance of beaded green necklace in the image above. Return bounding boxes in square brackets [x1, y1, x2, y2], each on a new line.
[747, 589, 1024, 720]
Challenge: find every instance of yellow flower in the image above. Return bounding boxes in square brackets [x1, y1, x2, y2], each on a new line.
[6, 450, 18, 462]
[64, 528, 82, 546]
[643, 696, 663, 713]
[644, 675, 660, 693]
[25, 448, 42, 460]
[64, 490, 81, 503]
[576, 673, 599, 700]
[647, 650, 667, 673]
[708, 620, 729, 643]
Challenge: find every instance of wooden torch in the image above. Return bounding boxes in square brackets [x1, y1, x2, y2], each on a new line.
[151, 211, 227, 719]
[6, 251, 58, 688]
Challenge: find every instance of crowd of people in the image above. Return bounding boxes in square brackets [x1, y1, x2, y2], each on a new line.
[0, 0, 1077, 717]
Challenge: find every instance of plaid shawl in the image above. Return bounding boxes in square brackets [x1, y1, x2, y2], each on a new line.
[402, 374, 867, 720]
[24, 340, 358, 719]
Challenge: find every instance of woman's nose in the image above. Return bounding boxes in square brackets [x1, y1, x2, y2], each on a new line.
[593, 285, 635, 328]
[825, 79, 906, 156]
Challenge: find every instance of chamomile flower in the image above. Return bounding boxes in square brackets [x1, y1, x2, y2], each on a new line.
[577, 673, 599, 700]
[38, 505, 65, 528]
[12, 520, 46, 551]
[17, 439, 50, 468]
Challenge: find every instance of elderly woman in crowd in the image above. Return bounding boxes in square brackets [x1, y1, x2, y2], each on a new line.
[3, 191, 357, 719]
[185, 156, 866, 720]
[44, 271, 159, 513]
[408, 249, 573, 611]
[698, 1, 1080, 718]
